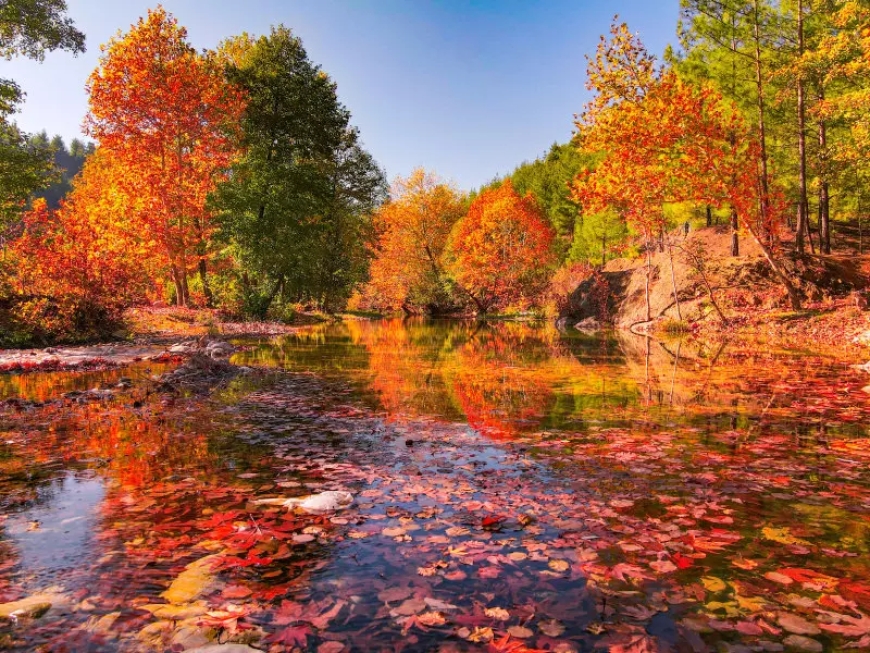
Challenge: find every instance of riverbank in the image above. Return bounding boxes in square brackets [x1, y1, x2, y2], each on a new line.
[561, 226, 870, 358]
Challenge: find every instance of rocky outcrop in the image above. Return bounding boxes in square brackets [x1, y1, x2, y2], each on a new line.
[561, 227, 868, 330]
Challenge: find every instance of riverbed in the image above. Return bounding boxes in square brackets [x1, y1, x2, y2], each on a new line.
[1, 319, 869, 652]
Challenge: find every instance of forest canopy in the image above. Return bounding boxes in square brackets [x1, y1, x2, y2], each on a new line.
[1, 0, 870, 344]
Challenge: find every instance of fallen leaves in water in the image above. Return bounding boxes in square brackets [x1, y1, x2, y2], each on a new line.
[2, 323, 870, 652]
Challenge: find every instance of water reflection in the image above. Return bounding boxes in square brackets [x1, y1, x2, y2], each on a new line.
[0, 320, 868, 651]
[235, 318, 870, 440]
[7, 472, 103, 578]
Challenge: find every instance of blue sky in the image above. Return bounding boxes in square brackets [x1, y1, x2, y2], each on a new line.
[4, 0, 680, 190]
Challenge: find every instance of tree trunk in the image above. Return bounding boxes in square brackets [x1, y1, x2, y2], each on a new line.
[180, 269, 190, 308]
[198, 258, 213, 307]
[795, 0, 809, 253]
[706, 205, 712, 227]
[730, 207, 740, 256]
[818, 133, 831, 255]
[171, 264, 184, 307]
[745, 221, 802, 310]
[752, 0, 772, 239]
[667, 240, 682, 321]
[645, 238, 652, 323]
[818, 183, 830, 254]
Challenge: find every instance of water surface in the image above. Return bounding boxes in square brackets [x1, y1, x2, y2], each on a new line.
[1, 319, 869, 652]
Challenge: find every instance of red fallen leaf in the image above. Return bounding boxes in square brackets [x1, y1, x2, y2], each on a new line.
[479, 566, 501, 579]
[596, 632, 662, 653]
[818, 610, 870, 637]
[213, 554, 273, 569]
[198, 605, 253, 636]
[222, 585, 252, 600]
[735, 620, 764, 636]
[265, 625, 312, 647]
[610, 563, 654, 583]
[310, 600, 346, 630]
[672, 553, 694, 569]
[487, 633, 548, 652]
[840, 581, 870, 610]
[258, 583, 295, 601]
[482, 514, 507, 528]
[777, 567, 838, 589]
[819, 594, 860, 612]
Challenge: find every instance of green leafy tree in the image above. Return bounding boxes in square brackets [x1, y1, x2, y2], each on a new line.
[0, 0, 84, 227]
[213, 27, 385, 316]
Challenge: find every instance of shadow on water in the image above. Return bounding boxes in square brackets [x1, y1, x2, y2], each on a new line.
[0, 318, 868, 651]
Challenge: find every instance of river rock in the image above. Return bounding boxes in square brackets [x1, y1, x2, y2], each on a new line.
[0, 587, 66, 620]
[205, 341, 235, 358]
[161, 554, 221, 604]
[169, 623, 214, 649]
[169, 342, 199, 355]
[256, 490, 354, 513]
[575, 317, 602, 333]
[0, 597, 52, 620]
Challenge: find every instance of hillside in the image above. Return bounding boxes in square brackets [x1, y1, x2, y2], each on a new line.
[562, 226, 869, 340]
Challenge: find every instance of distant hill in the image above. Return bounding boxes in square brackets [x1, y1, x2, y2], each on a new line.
[30, 132, 95, 208]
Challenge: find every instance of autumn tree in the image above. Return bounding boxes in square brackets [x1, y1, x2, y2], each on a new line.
[213, 27, 384, 315]
[365, 169, 465, 313]
[10, 151, 154, 340]
[575, 19, 803, 314]
[811, 1, 870, 252]
[85, 7, 244, 307]
[676, 0, 788, 255]
[573, 21, 673, 321]
[445, 181, 555, 314]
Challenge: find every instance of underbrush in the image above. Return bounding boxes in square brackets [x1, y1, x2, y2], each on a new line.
[0, 297, 124, 349]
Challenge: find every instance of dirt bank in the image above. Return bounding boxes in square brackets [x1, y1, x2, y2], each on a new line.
[562, 226, 870, 349]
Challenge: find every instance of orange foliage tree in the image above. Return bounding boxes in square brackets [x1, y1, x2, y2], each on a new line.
[85, 7, 244, 306]
[573, 20, 801, 313]
[10, 152, 155, 339]
[365, 169, 465, 313]
[445, 181, 555, 314]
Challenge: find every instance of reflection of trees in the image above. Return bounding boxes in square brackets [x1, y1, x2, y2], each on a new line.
[614, 332, 870, 439]
[1, 398, 213, 493]
[351, 319, 642, 438]
[0, 361, 173, 403]
[346, 318, 469, 420]
[234, 325, 370, 374]
[444, 325, 556, 438]
[243, 320, 870, 443]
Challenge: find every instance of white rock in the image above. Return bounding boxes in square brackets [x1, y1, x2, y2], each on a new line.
[205, 341, 235, 358]
[256, 490, 353, 514]
[169, 343, 198, 355]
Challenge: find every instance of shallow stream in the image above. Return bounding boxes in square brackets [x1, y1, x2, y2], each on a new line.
[1, 319, 869, 652]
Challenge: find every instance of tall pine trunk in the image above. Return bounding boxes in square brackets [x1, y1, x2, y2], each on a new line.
[795, 0, 809, 253]
[817, 90, 831, 254]
[752, 0, 772, 242]
[730, 207, 740, 256]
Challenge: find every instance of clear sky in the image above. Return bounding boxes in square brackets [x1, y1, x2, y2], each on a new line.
[3, 0, 680, 190]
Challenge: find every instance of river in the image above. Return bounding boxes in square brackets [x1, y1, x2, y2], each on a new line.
[1, 319, 869, 652]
